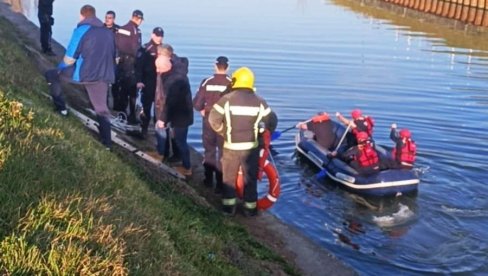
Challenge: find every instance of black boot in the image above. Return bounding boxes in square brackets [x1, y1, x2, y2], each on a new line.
[214, 170, 223, 194]
[97, 115, 112, 149]
[203, 163, 214, 188]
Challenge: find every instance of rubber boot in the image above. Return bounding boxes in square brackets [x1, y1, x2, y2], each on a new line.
[97, 115, 112, 149]
[214, 170, 223, 194]
[203, 163, 214, 188]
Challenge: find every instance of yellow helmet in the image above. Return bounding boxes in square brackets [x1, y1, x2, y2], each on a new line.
[232, 67, 255, 90]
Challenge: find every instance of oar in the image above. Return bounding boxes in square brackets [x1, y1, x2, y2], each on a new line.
[316, 123, 352, 179]
[271, 119, 313, 141]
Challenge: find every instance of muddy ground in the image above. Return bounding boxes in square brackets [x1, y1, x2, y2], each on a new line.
[0, 2, 356, 275]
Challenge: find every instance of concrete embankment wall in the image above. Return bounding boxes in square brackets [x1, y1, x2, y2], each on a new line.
[380, 0, 488, 26]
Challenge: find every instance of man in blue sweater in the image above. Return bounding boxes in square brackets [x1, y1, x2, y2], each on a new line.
[45, 4, 116, 149]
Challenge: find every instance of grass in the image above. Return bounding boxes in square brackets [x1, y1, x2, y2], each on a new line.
[0, 16, 297, 275]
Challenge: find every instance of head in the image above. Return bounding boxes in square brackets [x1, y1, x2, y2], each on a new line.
[151, 27, 164, 45]
[231, 67, 255, 90]
[131, 10, 144, 26]
[399, 129, 411, 139]
[351, 109, 362, 120]
[214, 56, 229, 74]
[79, 5, 96, 21]
[155, 44, 173, 73]
[356, 131, 369, 144]
[105, 10, 115, 26]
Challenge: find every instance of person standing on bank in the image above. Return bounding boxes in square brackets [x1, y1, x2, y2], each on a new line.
[208, 67, 277, 217]
[157, 49, 194, 177]
[38, 0, 55, 56]
[114, 9, 143, 124]
[135, 27, 165, 138]
[104, 10, 119, 33]
[44, 5, 115, 149]
[193, 56, 232, 192]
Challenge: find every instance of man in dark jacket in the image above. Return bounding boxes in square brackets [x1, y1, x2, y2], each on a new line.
[104, 10, 119, 33]
[114, 10, 143, 124]
[135, 27, 164, 137]
[193, 56, 232, 192]
[157, 54, 194, 176]
[38, 0, 55, 56]
[44, 5, 115, 149]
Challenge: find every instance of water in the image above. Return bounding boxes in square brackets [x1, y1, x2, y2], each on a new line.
[17, 0, 488, 274]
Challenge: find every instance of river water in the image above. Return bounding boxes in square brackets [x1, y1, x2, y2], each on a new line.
[17, 0, 488, 274]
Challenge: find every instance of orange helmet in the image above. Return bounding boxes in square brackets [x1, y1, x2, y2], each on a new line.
[351, 109, 362, 119]
[399, 129, 411, 139]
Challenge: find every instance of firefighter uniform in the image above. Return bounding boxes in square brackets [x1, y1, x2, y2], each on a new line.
[193, 68, 232, 190]
[114, 17, 142, 121]
[208, 67, 276, 216]
[135, 40, 160, 134]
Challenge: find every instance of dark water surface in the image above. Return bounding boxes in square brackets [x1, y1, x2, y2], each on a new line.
[19, 0, 488, 274]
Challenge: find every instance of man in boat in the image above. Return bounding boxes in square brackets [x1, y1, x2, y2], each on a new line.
[330, 131, 380, 175]
[193, 56, 232, 192]
[208, 67, 277, 217]
[336, 109, 375, 146]
[390, 123, 416, 169]
[296, 112, 335, 150]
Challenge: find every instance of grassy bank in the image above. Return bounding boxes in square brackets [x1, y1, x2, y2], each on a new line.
[0, 16, 295, 275]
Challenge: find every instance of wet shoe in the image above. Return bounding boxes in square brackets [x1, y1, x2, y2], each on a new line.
[43, 49, 56, 56]
[242, 208, 258, 217]
[175, 166, 192, 176]
[222, 205, 236, 217]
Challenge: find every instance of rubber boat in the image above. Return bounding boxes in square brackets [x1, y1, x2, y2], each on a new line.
[295, 121, 420, 196]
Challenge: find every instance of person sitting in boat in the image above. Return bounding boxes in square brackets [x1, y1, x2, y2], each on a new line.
[390, 123, 416, 169]
[330, 131, 380, 175]
[336, 109, 375, 145]
[296, 112, 335, 150]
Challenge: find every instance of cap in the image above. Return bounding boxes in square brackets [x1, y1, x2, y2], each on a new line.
[216, 56, 229, 65]
[399, 129, 411, 138]
[132, 10, 144, 19]
[153, 27, 164, 37]
[351, 109, 362, 120]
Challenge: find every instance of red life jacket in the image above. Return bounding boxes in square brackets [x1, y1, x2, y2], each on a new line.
[392, 138, 416, 165]
[352, 116, 374, 138]
[355, 143, 379, 168]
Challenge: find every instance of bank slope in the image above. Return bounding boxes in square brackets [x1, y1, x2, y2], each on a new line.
[0, 17, 295, 275]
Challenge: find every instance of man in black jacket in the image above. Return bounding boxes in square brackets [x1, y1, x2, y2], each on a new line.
[38, 0, 55, 56]
[135, 27, 164, 137]
[157, 54, 194, 176]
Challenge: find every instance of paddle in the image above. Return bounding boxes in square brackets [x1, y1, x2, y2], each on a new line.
[271, 118, 313, 141]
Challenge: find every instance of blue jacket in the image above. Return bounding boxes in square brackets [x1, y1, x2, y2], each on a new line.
[58, 17, 115, 83]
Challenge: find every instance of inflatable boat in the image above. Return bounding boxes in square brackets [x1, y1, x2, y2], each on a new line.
[295, 121, 419, 197]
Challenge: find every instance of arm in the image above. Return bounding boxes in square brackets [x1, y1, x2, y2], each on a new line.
[336, 112, 357, 128]
[208, 97, 226, 136]
[192, 79, 206, 113]
[135, 47, 145, 85]
[390, 123, 400, 142]
[58, 25, 90, 70]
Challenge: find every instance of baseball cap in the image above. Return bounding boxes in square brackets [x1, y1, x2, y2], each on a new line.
[216, 56, 229, 65]
[132, 10, 144, 19]
[153, 27, 164, 37]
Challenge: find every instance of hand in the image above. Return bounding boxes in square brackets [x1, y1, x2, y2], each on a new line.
[336, 112, 341, 117]
[200, 110, 205, 117]
[136, 82, 145, 89]
[115, 57, 120, 64]
[156, 120, 165, 129]
[328, 151, 338, 157]
[296, 123, 307, 129]
[391, 123, 397, 129]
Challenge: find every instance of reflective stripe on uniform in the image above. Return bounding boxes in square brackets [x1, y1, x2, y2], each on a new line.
[229, 106, 260, 116]
[206, 85, 228, 92]
[118, 28, 131, 36]
[212, 103, 225, 114]
[222, 198, 237, 206]
[244, 201, 257, 209]
[224, 141, 258, 150]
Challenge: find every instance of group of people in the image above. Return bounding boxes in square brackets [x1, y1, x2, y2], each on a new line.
[299, 109, 417, 174]
[42, 4, 277, 217]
